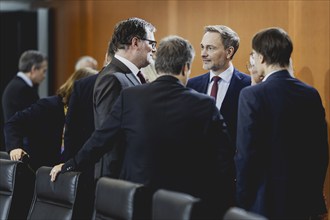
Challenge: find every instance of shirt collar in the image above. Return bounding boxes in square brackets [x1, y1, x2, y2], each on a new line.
[115, 54, 140, 76]
[17, 72, 33, 87]
[209, 63, 234, 83]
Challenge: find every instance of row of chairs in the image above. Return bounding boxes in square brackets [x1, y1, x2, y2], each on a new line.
[0, 152, 267, 220]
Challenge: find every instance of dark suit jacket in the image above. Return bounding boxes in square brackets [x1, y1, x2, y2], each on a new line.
[187, 69, 251, 144]
[93, 57, 141, 178]
[235, 70, 329, 219]
[4, 95, 64, 170]
[2, 76, 39, 122]
[63, 74, 98, 162]
[64, 75, 234, 216]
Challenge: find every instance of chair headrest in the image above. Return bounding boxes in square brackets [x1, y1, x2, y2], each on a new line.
[223, 207, 268, 220]
[0, 151, 10, 160]
[95, 177, 144, 219]
[152, 189, 200, 220]
[35, 166, 81, 205]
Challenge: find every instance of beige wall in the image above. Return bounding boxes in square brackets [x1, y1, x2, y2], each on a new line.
[34, 0, 330, 210]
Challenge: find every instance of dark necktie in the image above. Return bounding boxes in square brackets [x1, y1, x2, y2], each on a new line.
[137, 71, 146, 84]
[210, 76, 221, 99]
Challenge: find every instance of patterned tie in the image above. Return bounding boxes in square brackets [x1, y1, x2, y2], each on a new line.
[210, 76, 221, 99]
[137, 71, 146, 84]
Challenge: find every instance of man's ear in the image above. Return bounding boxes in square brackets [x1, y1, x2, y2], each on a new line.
[259, 54, 265, 64]
[181, 65, 186, 76]
[131, 36, 139, 48]
[181, 63, 190, 76]
[31, 64, 38, 72]
[226, 46, 234, 59]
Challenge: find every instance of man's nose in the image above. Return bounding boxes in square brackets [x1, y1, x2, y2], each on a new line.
[201, 48, 207, 57]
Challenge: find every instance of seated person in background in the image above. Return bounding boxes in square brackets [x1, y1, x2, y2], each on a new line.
[4, 67, 97, 171]
[75, 56, 98, 71]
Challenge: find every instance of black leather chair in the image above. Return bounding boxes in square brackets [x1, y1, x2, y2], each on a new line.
[93, 177, 152, 220]
[152, 189, 200, 220]
[27, 166, 94, 220]
[0, 151, 10, 159]
[223, 207, 268, 220]
[0, 159, 35, 220]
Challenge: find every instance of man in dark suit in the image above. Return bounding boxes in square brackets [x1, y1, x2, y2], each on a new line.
[235, 27, 329, 219]
[187, 25, 251, 145]
[51, 35, 234, 218]
[93, 17, 156, 179]
[2, 50, 48, 122]
[2, 50, 47, 152]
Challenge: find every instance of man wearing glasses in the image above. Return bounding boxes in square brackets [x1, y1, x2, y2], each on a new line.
[93, 17, 157, 179]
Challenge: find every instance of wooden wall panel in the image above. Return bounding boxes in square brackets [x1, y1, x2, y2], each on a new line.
[33, 0, 329, 211]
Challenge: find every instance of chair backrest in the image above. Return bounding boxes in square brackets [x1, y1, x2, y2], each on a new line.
[0, 159, 35, 220]
[93, 177, 152, 220]
[0, 151, 10, 160]
[152, 189, 200, 220]
[27, 166, 94, 220]
[223, 207, 268, 220]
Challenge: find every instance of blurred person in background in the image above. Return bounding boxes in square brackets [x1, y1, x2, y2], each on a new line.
[75, 56, 98, 71]
[2, 50, 47, 122]
[4, 67, 97, 171]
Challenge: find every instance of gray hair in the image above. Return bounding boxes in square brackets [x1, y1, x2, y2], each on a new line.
[18, 50, 47, 72]
[155, 35, 195, 75]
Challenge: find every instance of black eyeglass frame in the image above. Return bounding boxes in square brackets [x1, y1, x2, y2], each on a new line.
[141, 38, 157, 49]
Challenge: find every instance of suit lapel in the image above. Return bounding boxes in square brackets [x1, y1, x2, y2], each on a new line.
[220, 69, 240, 113]
[111, 58, 131, 73]
[200, 73, 210, 93]
[111, 57, 140, 86]
[125, 73, 140, 85]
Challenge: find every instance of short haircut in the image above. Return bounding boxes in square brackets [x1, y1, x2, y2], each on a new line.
[204, 25, 240, 59]
[18, 50, 47, 72]
[155, 35, 195, 75]
[111, 17, 156, 50]
[252, 27, 293, 67]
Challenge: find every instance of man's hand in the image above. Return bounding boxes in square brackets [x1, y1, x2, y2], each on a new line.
[50, 163, 64, 182]
[10, 148, 27, 161]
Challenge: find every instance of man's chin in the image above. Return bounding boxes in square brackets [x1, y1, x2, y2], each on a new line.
[202, 64, 211, 70]
[147, 57, 155, 65]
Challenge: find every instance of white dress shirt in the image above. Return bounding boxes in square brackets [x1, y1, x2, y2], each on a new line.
[114, 54, 144, 84]
[207, 64, 234, 110]
[17, 72, 33, 87]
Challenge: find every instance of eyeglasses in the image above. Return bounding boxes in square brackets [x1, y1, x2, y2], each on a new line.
[141, 38, 157, 49]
